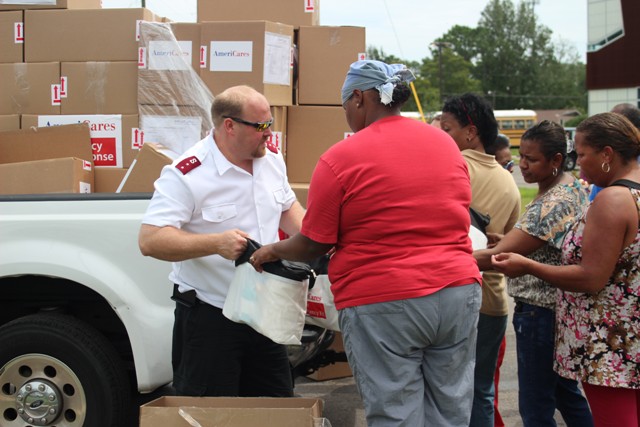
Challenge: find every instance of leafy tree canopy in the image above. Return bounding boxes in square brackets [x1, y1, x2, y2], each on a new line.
[366, 0, 586, 113]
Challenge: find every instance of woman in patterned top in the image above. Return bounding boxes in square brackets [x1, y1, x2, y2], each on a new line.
[492, 112, 640, 427]
[475, 120, 593, 427]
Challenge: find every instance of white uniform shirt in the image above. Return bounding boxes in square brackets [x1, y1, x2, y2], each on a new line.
[142, 131, 297, 308]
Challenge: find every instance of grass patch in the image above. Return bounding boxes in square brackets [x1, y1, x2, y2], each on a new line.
[519, 187, 537, 213]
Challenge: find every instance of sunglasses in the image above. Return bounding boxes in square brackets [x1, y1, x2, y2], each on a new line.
[224, 116, 273, 132]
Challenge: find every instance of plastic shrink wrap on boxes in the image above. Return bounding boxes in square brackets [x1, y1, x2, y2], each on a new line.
[138, 21, 214, 156]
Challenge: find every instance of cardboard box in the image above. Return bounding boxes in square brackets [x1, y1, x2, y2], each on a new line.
[297, 26, 366, 105]
[170, 22, 202, 72]
[138, 22, 213, 107]
[0, 0, 101, 10]
[0, 114, 20, 131]
[286, 106, 352, 182]
[0, 11, 23, 63]
[0, 157, 92, 194]
[0, 122, 93, 165]
[291, 183, 310, 208]
[197, 0, 319, 28]
[200, 21, 294, 106]
[140, 396, 324, 427]
[139, 104, 211, 155]
[269, 105, 287, 155]
[94, 167, 127, 193]
[306, 332, 352, 381]
[118, 143, 178, 193]
[25, 8, 159, 62]
[0, 62, 60, 115]
[21, 114, 140, 168]
[60, 61, 138, 115]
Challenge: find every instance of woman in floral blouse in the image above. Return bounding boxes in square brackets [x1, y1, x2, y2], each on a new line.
[493, 112, 640, 427]
[475, 120, 592, 426]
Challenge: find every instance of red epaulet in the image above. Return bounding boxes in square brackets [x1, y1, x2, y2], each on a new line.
[266, 139, 278, 154]
[175, 156, 201, 175]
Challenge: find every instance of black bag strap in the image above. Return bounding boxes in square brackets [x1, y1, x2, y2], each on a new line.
[469, 207, 490, 234]
[610, 179, 640, 190]
[235, 238, 311, 281]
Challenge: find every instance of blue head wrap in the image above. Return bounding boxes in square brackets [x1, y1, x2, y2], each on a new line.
[340, 60, 416, 106]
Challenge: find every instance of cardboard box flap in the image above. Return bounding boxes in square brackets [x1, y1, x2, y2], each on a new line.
[0, 123, 93, 165]
[139, 396, 324, 427]
[117, 142, 178, 193]
[178, 406, 323, 427]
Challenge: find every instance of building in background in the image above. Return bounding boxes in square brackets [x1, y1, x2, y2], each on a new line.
[587, 0, 640, 113]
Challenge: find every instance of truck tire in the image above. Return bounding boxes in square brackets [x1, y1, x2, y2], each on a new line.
[0, 313, 131, 427]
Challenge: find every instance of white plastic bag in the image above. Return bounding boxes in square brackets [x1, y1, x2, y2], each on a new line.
[223, 262, 309, 345]
[305, 275, 340, 331]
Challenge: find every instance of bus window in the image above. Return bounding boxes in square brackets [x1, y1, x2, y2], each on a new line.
[494, 110, 537, 147]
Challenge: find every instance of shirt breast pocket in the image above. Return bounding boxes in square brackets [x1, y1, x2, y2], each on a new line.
[272, 188, 287, 207]
[202, 204, 237, 224]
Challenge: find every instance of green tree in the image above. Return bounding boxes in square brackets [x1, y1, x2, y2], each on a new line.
[422, 45, 482, 106]
[366, 2, 588, 114]
[473, 0, 556, 109]
[367, 46, 433, 114]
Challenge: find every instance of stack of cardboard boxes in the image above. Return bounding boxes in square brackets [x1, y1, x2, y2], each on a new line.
[0, 0, 164, 193]
[1, 0, 365, 200]
[198, 1, 365, 213]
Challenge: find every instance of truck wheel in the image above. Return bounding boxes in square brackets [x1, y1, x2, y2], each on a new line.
[0, 313, 131, 427]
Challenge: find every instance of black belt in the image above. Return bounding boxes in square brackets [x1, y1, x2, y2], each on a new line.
[171, 284, 202, 307]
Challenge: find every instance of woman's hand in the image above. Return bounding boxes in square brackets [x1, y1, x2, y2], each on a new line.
[491, 252, 530, 277]
[248, 244, 279, 273]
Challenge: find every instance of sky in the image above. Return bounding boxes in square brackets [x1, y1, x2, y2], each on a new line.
[101, 0, 588, 62]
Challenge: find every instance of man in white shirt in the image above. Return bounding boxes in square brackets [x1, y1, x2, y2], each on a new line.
[139, 85, 304, 397]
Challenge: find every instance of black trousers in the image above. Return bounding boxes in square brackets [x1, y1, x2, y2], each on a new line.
[171, 297, 294, 397]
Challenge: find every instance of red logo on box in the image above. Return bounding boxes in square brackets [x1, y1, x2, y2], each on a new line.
[304, 0, 315, 12]
[14, 22, 24, 43]
[138, 47, 147, 68]
[91, 137, 118, 167]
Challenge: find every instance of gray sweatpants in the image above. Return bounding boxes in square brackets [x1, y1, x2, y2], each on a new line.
[339, 283, 481, 427]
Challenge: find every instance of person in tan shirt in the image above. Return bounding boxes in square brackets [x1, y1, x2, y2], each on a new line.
[441, 93, 521, 427]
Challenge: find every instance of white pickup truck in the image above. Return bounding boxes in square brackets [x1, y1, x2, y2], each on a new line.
[0, 192, 486, 427]
[0, 192, 174, 427]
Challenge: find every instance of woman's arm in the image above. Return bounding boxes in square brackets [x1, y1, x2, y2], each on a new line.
[249, 233, 334, 272]
[474, 229, 545, 271]
[492, 188, 637, 293]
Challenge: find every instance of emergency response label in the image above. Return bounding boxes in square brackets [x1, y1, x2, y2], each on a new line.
[37, 115, 124, 168]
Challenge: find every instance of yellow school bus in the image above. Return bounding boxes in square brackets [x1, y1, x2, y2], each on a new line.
[494, 110, 537, 147]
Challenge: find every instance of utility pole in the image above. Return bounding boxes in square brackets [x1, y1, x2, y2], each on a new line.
[431, 41, 453, 103]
